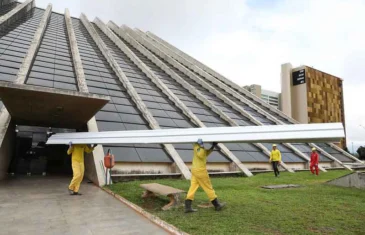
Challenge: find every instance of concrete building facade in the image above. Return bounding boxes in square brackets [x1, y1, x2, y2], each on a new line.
[0, 1, 360, 185]
[281, 63, 347, 148]
[244, 84, 281, 109]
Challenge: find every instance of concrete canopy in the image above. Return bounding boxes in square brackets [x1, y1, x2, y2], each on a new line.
[0, 82, 109, 128]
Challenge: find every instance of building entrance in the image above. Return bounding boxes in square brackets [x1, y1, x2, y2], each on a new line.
[8, 126, 75, 176]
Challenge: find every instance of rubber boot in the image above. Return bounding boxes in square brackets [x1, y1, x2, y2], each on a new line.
[211, 198, 226, 211]
[184, 199, 197, 213]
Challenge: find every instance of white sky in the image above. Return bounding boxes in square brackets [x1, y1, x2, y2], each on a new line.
[21, 0, 365, 152]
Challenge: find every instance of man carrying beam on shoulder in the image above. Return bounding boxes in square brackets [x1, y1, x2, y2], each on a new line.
[185, 139, 226, 213]
[67, 141, 97, 195]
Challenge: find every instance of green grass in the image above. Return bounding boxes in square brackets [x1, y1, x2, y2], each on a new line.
[107, 170, 365, 235]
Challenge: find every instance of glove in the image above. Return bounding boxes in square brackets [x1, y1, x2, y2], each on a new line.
[93, 144, 98, 148]
[212, 142, 218, 146]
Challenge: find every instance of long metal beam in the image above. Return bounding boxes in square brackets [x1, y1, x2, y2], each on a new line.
[79, 14, 191, 180]
[47, 123, 344, 145]
[105, 21, 253, 177]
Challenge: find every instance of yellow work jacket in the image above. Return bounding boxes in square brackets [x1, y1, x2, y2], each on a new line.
[67, 144, 94, 163]
[192, 143, 214, 170]
[270, 149, 281, 162]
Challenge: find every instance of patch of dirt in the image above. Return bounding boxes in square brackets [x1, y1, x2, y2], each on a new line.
[307, 226, 336, 234]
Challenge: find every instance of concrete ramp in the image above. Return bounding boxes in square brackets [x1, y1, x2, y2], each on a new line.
[327, 172, 365, 189]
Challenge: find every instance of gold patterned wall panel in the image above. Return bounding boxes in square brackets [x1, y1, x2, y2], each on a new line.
[305, 67, 346, 147]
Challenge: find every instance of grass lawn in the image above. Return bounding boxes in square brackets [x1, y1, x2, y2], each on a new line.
[107, 170, 365, 235]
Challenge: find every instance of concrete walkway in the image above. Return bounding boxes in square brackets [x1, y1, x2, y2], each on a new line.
[0, 176, 169, 235]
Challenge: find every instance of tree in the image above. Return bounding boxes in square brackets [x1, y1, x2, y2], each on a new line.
[356, 146, 365, 160]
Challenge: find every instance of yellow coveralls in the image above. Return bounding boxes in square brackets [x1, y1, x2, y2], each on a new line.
[270, 149, 282, 162]
[67, 144, 94, 193]
[186, 143, 217, 201]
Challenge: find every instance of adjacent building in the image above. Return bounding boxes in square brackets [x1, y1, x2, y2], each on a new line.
[0, 0, 358, 185]
[244, 84, 281, 109]
[281, 63, 346, 147]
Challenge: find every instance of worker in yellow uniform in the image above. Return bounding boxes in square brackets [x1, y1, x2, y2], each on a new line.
[185, 138, 225, 213]
[269, 144, 281, 177]
[67, 141, 97, 195]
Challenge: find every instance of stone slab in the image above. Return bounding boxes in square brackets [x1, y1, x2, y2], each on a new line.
[140, 183, 185, 196]
[261, 184, 301, 189]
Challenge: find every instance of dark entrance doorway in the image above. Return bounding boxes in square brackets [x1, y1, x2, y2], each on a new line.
[8, 126, 75, 176]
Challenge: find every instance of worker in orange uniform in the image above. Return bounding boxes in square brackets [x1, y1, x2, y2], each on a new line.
[67, 141, 97, 195]
[185, 138, 225, 213]
[269, 144, 281, 177]
[310, 148, 319, 176]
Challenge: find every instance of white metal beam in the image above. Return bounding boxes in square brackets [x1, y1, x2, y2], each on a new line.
[47, 123, 344, 145]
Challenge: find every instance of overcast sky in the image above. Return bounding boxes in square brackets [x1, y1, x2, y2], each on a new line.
[22, 0, 365, 152]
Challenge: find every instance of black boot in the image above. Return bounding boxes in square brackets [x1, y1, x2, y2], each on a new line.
[211, 198, 226, 211]
[184, 199, 197, 213]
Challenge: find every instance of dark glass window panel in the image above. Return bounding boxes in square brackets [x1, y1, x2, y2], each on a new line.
[136, 148, 172, 163]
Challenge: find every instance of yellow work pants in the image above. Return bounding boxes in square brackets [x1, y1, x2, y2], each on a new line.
[69, 161, 85, 193]
[186, 169, 217, 201]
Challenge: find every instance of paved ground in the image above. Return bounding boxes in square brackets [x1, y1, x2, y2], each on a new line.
[0, 176, 169, 235]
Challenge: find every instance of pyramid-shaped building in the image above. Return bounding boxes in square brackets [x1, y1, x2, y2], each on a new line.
[0, 0, 361, 184]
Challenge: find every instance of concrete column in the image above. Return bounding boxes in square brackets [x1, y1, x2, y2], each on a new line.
[0, 109, 13, 180]
[121, 25, 297, 173]
[281, 63, 292, 117]
[14, 4, 52, 85]
[145, 30, 299, 124]
[104, 20, 252, 177]
[0, 4, 52, 180]
[0, 0, 35, 30]
[327, 143, 363, 164]
[79, 14, 191, 180]
[64, 9, 106, 186]
[64, 9, 88, 93]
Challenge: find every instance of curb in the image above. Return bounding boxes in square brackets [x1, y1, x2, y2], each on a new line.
[101, 187, 189, 235]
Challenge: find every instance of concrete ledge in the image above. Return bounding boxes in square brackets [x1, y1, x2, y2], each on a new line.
[101, 187, 189, 235]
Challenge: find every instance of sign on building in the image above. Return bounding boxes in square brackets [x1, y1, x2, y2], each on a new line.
[292, 69, 306, 86]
